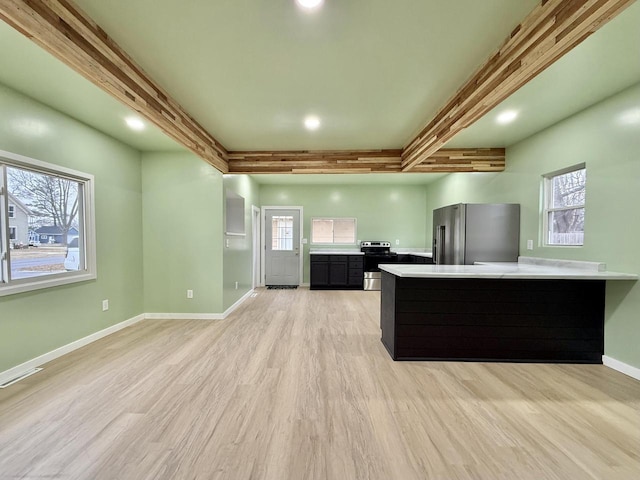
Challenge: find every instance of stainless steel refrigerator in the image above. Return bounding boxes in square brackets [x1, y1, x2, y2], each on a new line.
[432, 203, 520, 265]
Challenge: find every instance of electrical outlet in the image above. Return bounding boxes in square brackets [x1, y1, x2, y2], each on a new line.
[187, 289, 193, 299]
[395, 239, 400, 245]
[235, 281, 238, 290]
[527, 239, 534, 250]
[102, 299, 109, 311]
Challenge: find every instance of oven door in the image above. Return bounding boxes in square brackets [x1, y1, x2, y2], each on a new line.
[364, 254, 397, 272]
[363, 254, 397, 290]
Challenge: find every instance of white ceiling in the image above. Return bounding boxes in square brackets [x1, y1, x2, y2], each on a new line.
[0, 22, 183, 152]
[448, 0, 640, 148]
[71, 0, 538, 150]
[0, 0, 638, 174]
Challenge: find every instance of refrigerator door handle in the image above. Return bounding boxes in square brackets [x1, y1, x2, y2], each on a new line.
[436, 225, 446, 265]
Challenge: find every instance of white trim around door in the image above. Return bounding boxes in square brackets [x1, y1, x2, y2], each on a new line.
[252, 205, 261, 288]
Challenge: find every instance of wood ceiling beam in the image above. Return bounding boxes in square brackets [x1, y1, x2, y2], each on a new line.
[0, 0, 229, 173]
[401, 0, 635, 172]
[228, 148, 504, 174]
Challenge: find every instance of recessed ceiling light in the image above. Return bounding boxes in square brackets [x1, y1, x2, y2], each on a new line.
[496, 110, 518, 125]
[304, 115, 321, 131]
[619, 108, 640, 126]
[125, 117, 145, 131]
[296, 0, 324, 10]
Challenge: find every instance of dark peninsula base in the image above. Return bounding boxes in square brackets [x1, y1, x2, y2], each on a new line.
[381, 272, 605, 363]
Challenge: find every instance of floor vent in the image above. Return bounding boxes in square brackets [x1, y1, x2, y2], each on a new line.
[266, 285, 298, 290]
[0, 368, 43, 389]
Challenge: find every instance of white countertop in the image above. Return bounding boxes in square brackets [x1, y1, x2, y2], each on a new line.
[401, 252, 433, 258]
[379, 257, 638, 280]
[391, 248, 431, 258]
[309, 248, 432, 258]
[310, 250, 364, 255]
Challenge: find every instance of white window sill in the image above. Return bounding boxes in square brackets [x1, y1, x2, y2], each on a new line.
[0, 271, 96, 297]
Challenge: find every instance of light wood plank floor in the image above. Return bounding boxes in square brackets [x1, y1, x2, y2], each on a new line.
[1, 288, 640, 480]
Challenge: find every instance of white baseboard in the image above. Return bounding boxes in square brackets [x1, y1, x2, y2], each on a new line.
[603, 355, 640, 381]
[145, 312, 224, 320]
[0, 313, 145, 387]
[145, 288, 255, 321]
[222, 289, 254, 318]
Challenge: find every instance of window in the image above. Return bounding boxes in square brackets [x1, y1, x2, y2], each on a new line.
[271, 215, 293, 250]
[1, 149, 96, 296]
[311, 218, 357, 244]
[543, 164, 586, 246]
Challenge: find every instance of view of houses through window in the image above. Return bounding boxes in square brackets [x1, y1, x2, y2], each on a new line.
[543, 164, 586, 246]
[1, 161, 84, 284]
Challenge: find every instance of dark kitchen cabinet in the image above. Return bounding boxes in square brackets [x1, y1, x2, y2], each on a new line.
[413, 255, 434, 264]
[396, 254, 413, 264]
[328, 257, 348, 286]
[395, 254, 434, 265]
[311, 255, 363, 290]
[310, 255, 329, 289]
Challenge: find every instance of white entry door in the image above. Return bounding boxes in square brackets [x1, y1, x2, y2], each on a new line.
[264, 208, 301, 286]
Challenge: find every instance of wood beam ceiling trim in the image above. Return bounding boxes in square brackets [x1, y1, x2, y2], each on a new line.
[401, 0, 635, 172]
[228, 149, 504, 174]
[0, 0, 229, 173]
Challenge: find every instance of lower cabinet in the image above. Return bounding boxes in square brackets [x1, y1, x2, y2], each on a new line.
[396, 254, 434, 265]
[311, 255, 363, 290]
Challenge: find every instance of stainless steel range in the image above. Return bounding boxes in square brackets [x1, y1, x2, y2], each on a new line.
[360, 241, 397, 291]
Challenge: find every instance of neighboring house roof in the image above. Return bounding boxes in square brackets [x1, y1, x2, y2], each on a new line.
[8, 192, 32, 216]
[36, 226, 62, 235]
[36, 226, 79, 235]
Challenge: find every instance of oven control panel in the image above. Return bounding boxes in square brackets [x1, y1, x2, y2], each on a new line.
[361, 241, 391, 248]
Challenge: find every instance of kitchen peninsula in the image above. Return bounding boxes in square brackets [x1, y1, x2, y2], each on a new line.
[379, 257, 637, 363]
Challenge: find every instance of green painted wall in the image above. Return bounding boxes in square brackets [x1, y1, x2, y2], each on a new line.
[425, 82, 640, 369]
[0, 83, 144, 373]
[141, 152, 224, 314]
[223, 175, 260, 310]
[259, 184, 428, 283]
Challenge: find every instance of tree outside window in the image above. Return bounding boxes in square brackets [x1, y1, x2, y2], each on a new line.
[543, 164, 586, 246]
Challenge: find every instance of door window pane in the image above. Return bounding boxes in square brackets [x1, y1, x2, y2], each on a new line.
[272, 216, 293, 251]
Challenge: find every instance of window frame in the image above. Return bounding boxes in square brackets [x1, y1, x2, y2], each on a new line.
[310, 217, 357, 245]
[542, 163, 586, 247]
[0, 149, 96, 296]
[8, 204, 15, 218]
